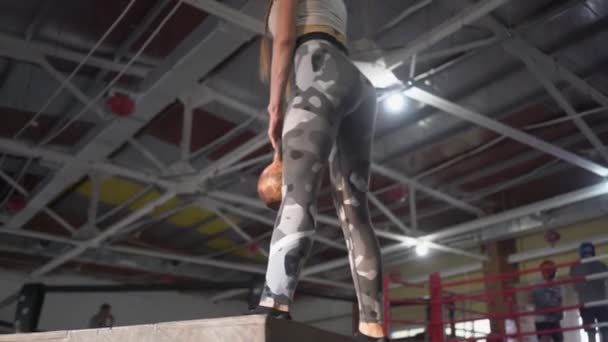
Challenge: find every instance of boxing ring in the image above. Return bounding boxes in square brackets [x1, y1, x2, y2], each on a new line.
[383, 253, 608, 341]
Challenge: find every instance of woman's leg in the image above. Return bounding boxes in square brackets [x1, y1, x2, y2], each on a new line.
[259, 43, 342, 311]
[259, 103, 336, 310]
[329, 80, 383, 337]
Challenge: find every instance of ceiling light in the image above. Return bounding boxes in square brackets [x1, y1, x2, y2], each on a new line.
[415, 241, 429, 257]
[384, 92, 406, 113]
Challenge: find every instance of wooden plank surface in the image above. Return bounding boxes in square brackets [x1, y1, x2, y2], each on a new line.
[0, 315, 354, 342]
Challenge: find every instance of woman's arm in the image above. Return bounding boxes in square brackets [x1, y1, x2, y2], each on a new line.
[267, 0, 297, 152]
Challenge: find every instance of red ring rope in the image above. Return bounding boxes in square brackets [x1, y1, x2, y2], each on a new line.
[382, 254, 608, 341]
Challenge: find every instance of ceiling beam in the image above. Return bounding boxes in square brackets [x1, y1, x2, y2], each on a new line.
[372, 164, 484, 216]
[183, 0, 265, 34]
[404, 87, 608, 177]
[402, 123, 608, 223]
[514, 52, 608, 164]
[0, 226, 352, 290]
[384, 0, 512, 70]
[0, 136, 351, 254]
[208, 190, 486, 261]
[374, 0, 602, 164]
[3, 1, 260, 232]
[473, 2, 608, 112]
[303, 181, 608, 276]
[424, 181, 608, 241]
[0, 33, 150, 78]
[198, 81, 481, 216]
[0, 137, 177, 189]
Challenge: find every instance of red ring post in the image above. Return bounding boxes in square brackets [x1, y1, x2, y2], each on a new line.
[382, 275, 390, 337]
[429, 272, 445, 342]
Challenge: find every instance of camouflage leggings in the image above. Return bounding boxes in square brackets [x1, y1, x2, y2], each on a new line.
[260, 39, 383, 324]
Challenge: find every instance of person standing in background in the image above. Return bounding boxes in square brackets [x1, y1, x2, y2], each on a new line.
[532, 260, 564, 341]
[88, 303, 115, 329]
[570, 242, 608, 342]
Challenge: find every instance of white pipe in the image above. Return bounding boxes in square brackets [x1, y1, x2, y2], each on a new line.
[0, 137, 177, 190]
[208, 197, 347, 251]
[586, 271, 608, 282]
[43, 209, 77, 235]
[95, 185, 155, 224]
[409, 187, 418, 231]
[213, 154, 272, 177]
[583, 254, 608, 264]
[425, 182, 608, 242]
[369, 193, 414, 235]
[191, 133, 268, 184]
[509, 236, 608, 264]
[210, 289, 248, 302]
[416, 37, 499, 62]
[212, 208, 269, 258]
[181, 97, 194, 161]
[375, 0, 433, 35]
[0, 170, 76, 235]
[87, 174, 101, 225]
[372, 164, 484, 216]
[0, 170, 28, 195]
[585, 299, 608, 309]
[408, 263, 483, 284]
[30, 191, 177, 277]
[127, 137, 168, 172]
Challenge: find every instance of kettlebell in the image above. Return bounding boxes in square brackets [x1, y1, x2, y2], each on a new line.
[257, 152, 283, 210]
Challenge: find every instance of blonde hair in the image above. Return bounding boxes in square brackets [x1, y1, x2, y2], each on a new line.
[259, 0, 274, 82]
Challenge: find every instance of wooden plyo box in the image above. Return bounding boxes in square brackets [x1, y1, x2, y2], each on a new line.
[0, 315, 355, 342]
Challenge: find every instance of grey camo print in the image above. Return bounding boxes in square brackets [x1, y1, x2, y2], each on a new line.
[260, 39, 383, 324]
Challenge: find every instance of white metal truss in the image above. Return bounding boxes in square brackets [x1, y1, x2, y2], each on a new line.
[0, 226, 351, 290]
[371, 164, 484, 216]
[208, 190, 486, 261]
[1, 0, 605, 288]
[0, 33, 151, 78]
[0, 1, 270, 280]
[197, 82, 487, 217]
[183, 0, 265, 34]
[303, 181, 608, 276]
[404, 87, 608, 177]
[384, 0, 513, 70]
[0, 136, 356, 255]
[3, 1, 260, 232]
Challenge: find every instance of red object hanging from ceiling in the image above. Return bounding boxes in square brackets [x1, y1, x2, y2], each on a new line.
[544, 229, 561, 247]
[6, 194, 26, 212]
[386, 185, 408, 203]
[106, 93, 135, 117]
[247, 243, 259, 253]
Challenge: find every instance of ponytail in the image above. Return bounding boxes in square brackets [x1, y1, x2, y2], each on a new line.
[259, 0, 274, 82]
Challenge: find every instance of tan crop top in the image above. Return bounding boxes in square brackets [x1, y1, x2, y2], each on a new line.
[268, 0, 347, 38]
